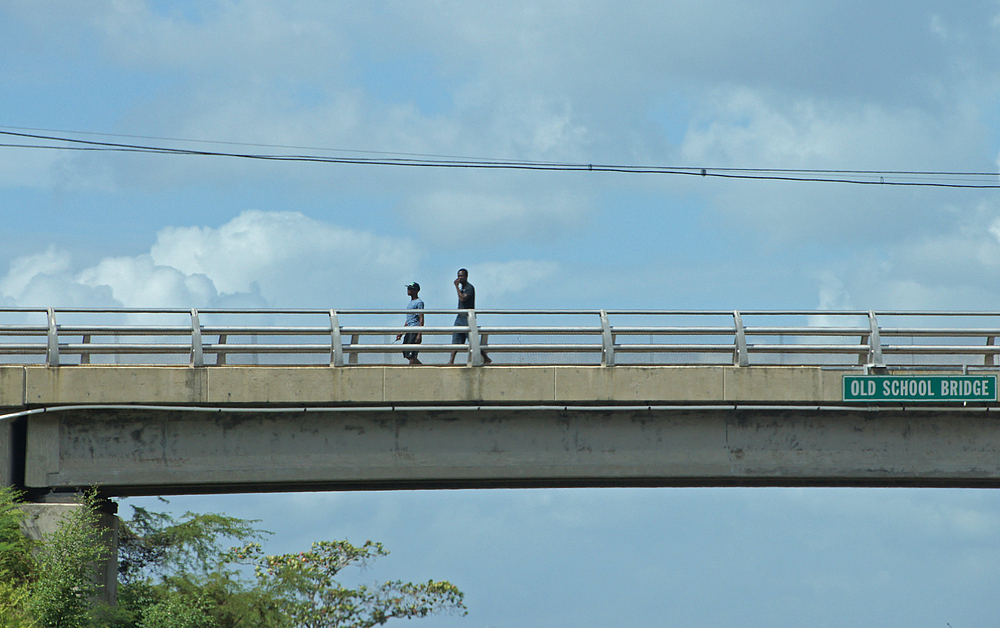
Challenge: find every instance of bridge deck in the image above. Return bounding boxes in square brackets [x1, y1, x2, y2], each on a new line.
[3, 365, 999, 495]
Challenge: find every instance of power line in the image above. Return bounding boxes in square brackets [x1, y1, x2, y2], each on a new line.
[2, 129, 998, 189]
[0, 124, 553, 163]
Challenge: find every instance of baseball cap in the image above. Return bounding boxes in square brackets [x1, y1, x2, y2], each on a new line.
[405, 282, 420, 290]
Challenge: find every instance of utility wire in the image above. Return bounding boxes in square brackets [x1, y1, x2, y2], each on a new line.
[2, 129, 999, 188]
[0, 124, 560, 164]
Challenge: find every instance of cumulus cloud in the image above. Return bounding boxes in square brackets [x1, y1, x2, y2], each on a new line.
[150, 210, 420, 306]
[0, 211, 425, 309]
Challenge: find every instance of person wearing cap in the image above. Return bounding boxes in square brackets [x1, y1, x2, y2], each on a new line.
[397, 282, 424, 365]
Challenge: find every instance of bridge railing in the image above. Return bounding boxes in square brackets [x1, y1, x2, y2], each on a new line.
[0, 308, 998, 370]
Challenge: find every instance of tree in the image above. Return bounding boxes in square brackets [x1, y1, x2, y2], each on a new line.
[0, 495, 466, 628]
[236, 540, 466, 628]
[27, 490, 113, 628]
[116, 504, 275, 628]
[118, 505, 466, 628]
[0, 486, 35, 628]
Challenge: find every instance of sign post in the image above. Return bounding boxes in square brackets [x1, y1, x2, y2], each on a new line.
[843, 375, 997, 402]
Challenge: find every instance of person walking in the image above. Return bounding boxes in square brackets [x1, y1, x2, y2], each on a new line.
[447, 268, 490, 365]
[396, 282, 424, 365]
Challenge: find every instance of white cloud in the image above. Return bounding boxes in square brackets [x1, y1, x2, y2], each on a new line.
[150, 210, 420, 306]
[77, 255, 218, 308]
[0, 246, 72, 300]
[0, 211, 564, 312]
[0, 211, 426, 309]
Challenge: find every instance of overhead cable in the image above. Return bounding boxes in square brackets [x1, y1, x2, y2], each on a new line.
[1, 129, 998, 189]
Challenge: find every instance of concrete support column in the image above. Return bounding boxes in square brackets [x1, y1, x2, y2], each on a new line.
[18, 499, 120, 607]
[0, 418, 15, 488]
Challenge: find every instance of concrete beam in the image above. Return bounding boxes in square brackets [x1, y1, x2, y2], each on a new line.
[22, 405, 1000, 493]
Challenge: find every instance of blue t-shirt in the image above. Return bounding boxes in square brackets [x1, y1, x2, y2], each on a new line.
[405, 298, 424, 326]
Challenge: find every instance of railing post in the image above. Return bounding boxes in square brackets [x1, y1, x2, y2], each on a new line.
[80, 334, 91, 365]
[600, 310, 615, 366]
[190, 309, 204, 367]
[468, 311, 483, 366]
[330, 310, 343, 367]
[986, 336, 995, 367]
[733, 310, 748, 367]
[46, 308, 59, 367]
[216, 334, 227, 366]
[349, 335, 359, 364]
[867, 311, 884, 368]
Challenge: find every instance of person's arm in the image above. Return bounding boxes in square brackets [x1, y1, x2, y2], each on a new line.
[416, 312, 424, 342]
[455, 281, 472, 305]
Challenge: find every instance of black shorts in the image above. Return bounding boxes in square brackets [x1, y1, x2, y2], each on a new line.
[402, 332, 420, 359]
[452, 314, 469, 345]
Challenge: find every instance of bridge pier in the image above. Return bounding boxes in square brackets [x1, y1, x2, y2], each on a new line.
[17, 498, 119, 607]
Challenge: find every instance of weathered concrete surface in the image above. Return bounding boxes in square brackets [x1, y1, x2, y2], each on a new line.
[6, 365, 1000, 493]
[21, 405, 1000, 494]
[6, 365, 848, 408]
[0, 366, 25, 406]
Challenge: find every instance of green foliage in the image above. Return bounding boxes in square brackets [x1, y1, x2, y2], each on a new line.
[118, 505, 278, 628]
[0, 580, 35, 628]
[0, 487, 33, 588]
[0, 495, 466, 628]
[0, 487, 36, 627]
[27, 490, 112, 628]
[244, 540, 467, 628]
[120, 504, 265, 583]
[137, 595, 217, 628]
[0, 487, 34, 628]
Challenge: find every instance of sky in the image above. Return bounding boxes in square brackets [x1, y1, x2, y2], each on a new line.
[3, 1, 1000, 626]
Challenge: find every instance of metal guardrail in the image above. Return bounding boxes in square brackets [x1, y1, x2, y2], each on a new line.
[1, 308, 1000, 370]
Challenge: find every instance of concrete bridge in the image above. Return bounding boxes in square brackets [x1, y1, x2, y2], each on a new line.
[3, 363, 1000, 497]
[3, 307, 997, 607]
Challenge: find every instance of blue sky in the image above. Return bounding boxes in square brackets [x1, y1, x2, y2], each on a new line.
[3, 1, 1000, 626]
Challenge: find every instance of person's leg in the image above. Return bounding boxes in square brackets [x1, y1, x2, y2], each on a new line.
[403, 332, 422, 365]
[448, 332, 466, 365]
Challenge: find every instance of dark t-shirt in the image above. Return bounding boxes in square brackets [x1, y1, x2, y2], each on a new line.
[457, 282, 475, 309]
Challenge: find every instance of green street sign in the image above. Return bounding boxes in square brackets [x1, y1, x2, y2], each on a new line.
[843, 375, 997, 402]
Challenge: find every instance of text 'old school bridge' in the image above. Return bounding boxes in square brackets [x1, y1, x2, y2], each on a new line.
[2, 307, 1000, 498]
